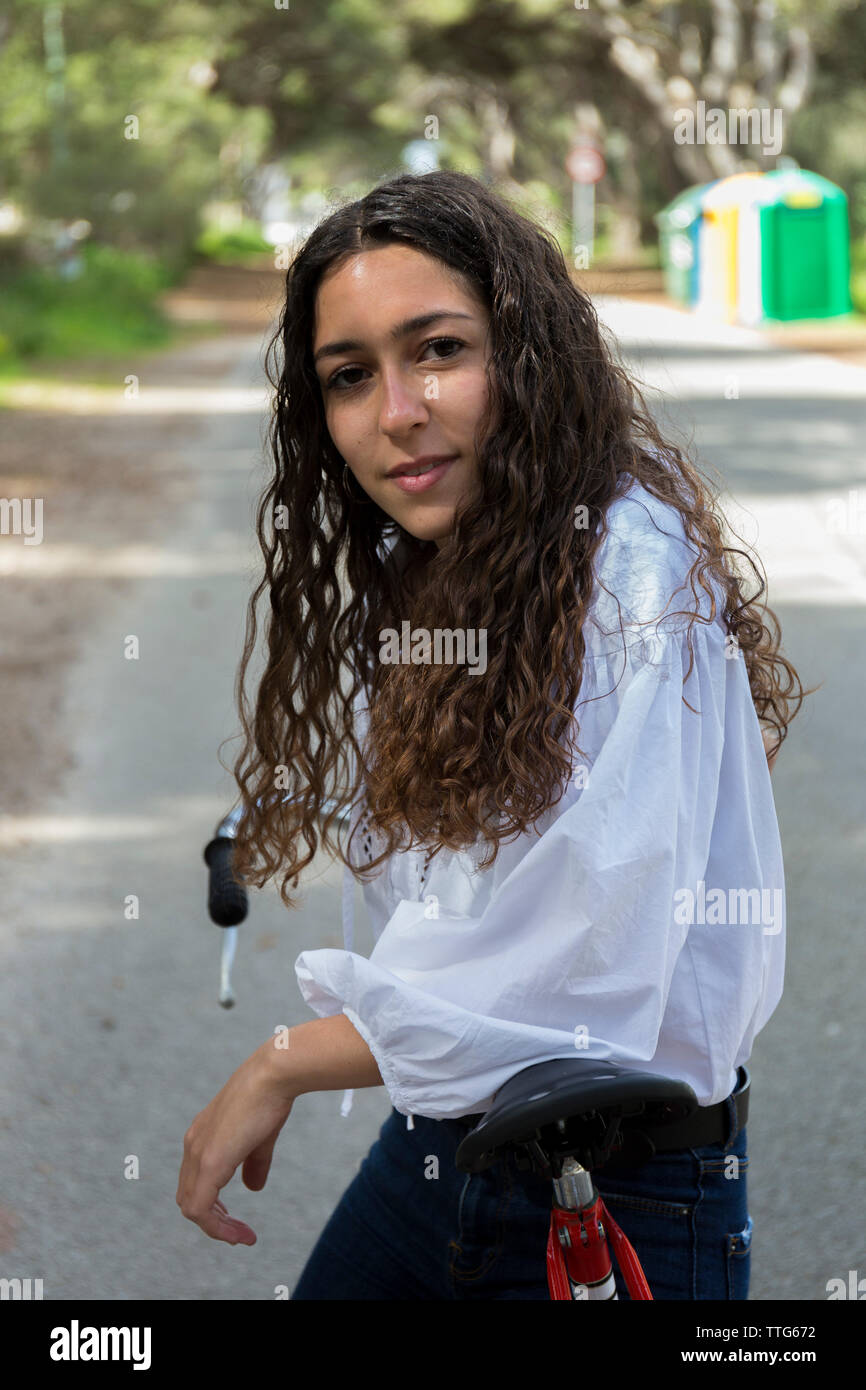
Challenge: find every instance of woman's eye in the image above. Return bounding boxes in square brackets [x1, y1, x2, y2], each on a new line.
[422, 336, 463, 360]
[325, 337, 464, 391]
[327, 365, 367, 391]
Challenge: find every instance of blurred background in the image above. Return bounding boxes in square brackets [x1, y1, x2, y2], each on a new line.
[0, 0, 863, 1302]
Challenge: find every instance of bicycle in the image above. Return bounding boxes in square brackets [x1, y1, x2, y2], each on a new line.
[453, 1056, 709, 1300]
[203, 800, 733, 1302]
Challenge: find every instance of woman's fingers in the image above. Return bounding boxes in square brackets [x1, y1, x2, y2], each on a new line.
[177, 1159, 257, 1245]
[195, 1196, 256, 1246]
[242, 1129, 281, 1191]
[177, 1133, 242, 1242]
[177, 1043, 297, 1244]
[178, 1121, 287, 1240]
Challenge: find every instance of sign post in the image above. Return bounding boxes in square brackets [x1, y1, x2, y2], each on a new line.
[566, 145, 606, 267]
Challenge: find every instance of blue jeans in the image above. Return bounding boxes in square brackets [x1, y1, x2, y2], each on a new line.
[292, 1094, 752, 1300]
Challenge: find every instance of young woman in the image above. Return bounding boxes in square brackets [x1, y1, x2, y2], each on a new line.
[176, 169, 813, 1300]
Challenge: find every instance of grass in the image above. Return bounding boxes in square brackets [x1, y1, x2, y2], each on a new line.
[193, 222, 274, 264]
[0, 241, 227, 397]
[0, 243, 187, 369]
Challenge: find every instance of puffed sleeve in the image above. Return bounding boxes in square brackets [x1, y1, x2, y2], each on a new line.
[294, 596, 780, 1120]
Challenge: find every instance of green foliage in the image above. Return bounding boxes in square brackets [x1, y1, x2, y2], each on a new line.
[2, 0, 866, 343]
[195, 221, 273, 263]
[0, 0, 271, 262]
[0, 242, 177, 362]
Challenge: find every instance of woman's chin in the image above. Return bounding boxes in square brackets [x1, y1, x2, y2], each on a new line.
[398, 516, 453, 549]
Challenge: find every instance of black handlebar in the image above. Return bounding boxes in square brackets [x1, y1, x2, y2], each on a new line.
[203, 796, 353, 1006]
[203, 835, 248, 928]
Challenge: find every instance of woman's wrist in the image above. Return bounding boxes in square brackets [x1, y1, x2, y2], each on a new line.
[255, 1012, 384, 1101]
[254, 1030, 305, 1102]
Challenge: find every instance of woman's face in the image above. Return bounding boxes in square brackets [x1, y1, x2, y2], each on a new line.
[312, 244, 491, 549]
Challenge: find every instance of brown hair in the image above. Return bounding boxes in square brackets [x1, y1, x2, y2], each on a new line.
[223, 169, 816, 908]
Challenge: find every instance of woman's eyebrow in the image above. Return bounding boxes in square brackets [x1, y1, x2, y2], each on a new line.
[313, 310, 475, 365]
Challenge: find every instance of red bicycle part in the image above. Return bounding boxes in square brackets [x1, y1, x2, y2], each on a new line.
[546, 1195, 653, 1300]
[598, 1197, 653, 1300]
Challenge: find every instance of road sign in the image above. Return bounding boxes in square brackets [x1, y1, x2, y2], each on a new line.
[566, 146, 606, 184]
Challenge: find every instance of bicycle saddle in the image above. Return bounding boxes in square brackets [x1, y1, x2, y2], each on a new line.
[454, 1057, 697, 1178]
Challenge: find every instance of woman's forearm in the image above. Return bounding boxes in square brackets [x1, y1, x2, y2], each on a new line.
[258, 1012, 384, 1100]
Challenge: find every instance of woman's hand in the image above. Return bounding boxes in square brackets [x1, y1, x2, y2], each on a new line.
[176, 1040, 296, 1246]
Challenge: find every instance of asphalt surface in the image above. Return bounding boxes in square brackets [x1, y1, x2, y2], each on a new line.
[1, 298, 863, 1301]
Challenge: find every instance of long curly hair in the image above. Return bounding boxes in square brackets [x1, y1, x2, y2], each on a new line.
[224, 169, 815, 910]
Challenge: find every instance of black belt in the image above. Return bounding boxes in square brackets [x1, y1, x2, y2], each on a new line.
[452, 1065, 750, 1154]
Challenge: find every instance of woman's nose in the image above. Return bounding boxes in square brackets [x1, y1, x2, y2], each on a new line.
[378, 369, 430, 432]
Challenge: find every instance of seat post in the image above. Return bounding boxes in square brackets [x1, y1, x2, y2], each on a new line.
[547, 1155, 621, 1300]
[552, 1155, 595, 1211]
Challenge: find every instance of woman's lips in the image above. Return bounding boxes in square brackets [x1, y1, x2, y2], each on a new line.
[389, 457, 457, 493]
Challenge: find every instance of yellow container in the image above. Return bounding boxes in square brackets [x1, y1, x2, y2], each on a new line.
[696, 173, 764, 321]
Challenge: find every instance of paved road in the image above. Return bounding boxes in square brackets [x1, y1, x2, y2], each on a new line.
[1, 299, 863, 1301]
[601, 299, 866, 1303]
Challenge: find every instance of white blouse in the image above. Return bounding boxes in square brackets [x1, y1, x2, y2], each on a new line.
[294, 478, 785, 1123]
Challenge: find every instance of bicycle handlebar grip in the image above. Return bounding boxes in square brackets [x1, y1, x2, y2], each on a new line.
[203, 836, 249, 927]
